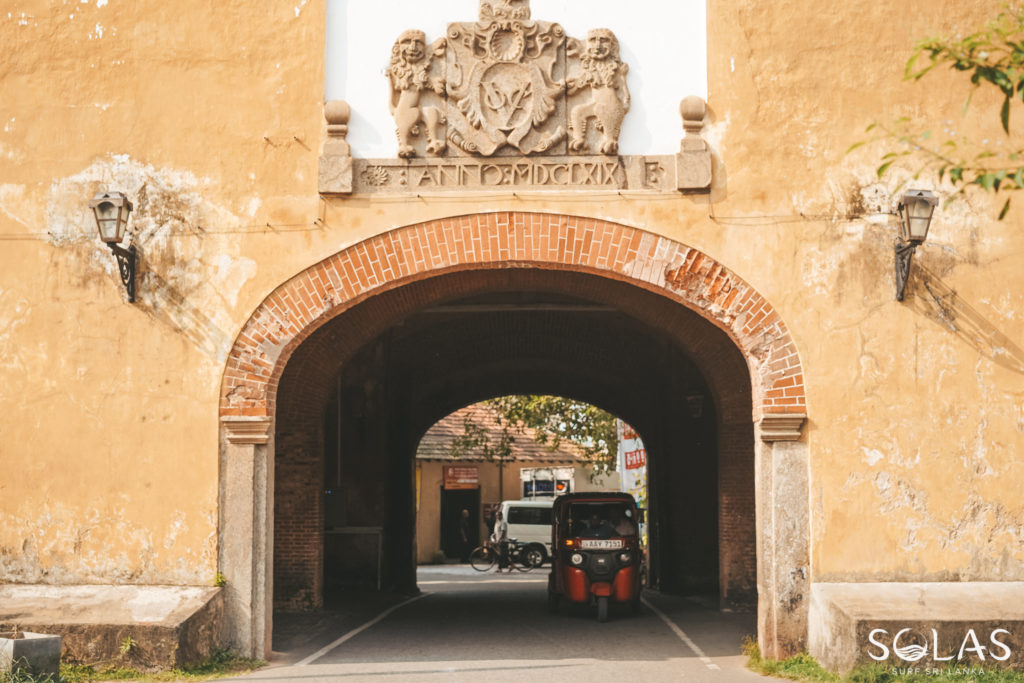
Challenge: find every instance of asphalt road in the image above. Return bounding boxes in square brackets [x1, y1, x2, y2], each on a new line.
[229, 565, 766, 682]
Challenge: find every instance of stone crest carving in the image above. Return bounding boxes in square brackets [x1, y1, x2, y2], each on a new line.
[385, 0, 635, 159]
[445, 2, 566, 156]
[319, 0, 713, 196]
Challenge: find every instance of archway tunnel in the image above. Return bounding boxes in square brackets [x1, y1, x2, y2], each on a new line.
[271, 267, 756, 613]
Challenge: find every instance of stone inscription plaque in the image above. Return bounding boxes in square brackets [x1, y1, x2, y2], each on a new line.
[318, 0, 713, 196]
[352, 154, 686, 194]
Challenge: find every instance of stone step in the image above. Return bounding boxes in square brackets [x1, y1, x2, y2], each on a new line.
[809, 582, 1024, 673]
[0, 585, 223, 671]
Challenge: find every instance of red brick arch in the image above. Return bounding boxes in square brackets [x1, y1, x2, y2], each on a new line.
[219, 212, 805, 419]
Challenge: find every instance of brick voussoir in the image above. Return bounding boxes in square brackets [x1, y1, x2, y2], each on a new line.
[220, 212, 806, 419]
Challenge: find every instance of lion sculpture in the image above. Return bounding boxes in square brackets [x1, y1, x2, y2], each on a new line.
[567, 29, 630, 155]
[388, 30, 447, 158]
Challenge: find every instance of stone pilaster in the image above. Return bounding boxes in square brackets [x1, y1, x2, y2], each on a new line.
[755, 436, 810, 659]
[219, 416, 273, 659]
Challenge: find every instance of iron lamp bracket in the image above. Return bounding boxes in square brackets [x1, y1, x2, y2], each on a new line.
[895, 242, 916, 302]
[109, 243, 137, 303]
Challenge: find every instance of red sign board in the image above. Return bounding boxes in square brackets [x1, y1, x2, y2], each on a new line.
[624, 449, 646, 470]
[444, 466, 480, 490]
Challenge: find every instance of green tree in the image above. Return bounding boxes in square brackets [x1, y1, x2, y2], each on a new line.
[448, 395, 620, 472]
[859, 6, 1024, 218]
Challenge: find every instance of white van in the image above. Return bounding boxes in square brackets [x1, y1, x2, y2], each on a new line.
[499, 498, 555, 562]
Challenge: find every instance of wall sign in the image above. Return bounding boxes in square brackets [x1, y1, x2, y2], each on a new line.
[444, 465, 480, 490]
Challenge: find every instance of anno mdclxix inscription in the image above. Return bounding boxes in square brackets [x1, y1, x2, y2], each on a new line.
[354, 155, 673, 193]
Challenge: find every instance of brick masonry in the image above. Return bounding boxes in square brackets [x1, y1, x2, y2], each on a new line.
[220, 212, 806, 420]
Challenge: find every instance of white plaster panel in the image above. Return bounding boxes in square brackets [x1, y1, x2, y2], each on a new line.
[325, 0, 707, 157]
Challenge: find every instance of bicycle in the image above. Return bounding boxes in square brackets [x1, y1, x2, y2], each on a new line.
[469, 538, 545, 572]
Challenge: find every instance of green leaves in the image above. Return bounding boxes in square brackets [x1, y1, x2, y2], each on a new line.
[978, 172, 999, 191]
[862, 7, 1024, 220]
[448, 395, 619, 471]
[909, 8, 1024, 132]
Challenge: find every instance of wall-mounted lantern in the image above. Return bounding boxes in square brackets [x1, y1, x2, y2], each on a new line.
[894, 189, 938, 302]
[89, 191, 136, 302]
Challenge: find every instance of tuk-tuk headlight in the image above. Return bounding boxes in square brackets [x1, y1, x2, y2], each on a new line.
[618, 551, 632, 564]
[570, 552, 584, 566]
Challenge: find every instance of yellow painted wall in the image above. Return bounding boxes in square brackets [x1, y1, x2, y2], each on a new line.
[0, 1, 1021, 586]
[415, 460, 555, 564]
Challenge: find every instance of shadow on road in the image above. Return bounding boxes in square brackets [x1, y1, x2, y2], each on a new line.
[269, 565, 756, 666]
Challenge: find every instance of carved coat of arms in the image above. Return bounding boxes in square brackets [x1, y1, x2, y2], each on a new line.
[386, 0, 631, 159]
[446, 1, 565, 156]
[323, 0, 711, 195]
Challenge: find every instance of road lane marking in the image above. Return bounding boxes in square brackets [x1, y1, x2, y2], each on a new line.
[295, 592, 429, 666]
[641, 596, 721, 671]
[418, 578, 546, 584]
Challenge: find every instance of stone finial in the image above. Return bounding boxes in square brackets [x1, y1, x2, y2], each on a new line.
[676, 95, 711, 192]
[680, 96, 707, 151]
[324, 100, 351, 156]
[319, 99, 353, 195]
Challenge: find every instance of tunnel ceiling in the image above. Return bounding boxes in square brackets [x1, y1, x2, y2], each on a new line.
[276, 267, 752, 441]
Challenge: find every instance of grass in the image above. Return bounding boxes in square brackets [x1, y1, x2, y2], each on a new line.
[1, 670, 58, 683]
[743, 637, 1024, 683]
[1, 649, 265, 683]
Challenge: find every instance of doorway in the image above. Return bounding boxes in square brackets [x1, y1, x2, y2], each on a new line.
[440, 488, 480, 559]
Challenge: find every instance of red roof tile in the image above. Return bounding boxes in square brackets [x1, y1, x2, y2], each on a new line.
[416, 402, 586, 463]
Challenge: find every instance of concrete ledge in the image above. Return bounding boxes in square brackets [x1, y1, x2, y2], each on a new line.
[810, 582, 1024, 673]
[0, 585, 224, 670]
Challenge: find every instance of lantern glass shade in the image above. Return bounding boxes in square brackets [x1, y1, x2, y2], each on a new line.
[89, 192, 132, 244]
[899, 190, 938, 244]
[94, 202, 122, 242]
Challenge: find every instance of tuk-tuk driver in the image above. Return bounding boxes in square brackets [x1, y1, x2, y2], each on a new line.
[586, 512, 615, 539]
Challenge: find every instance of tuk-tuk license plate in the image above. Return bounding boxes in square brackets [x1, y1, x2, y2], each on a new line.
[580, 539, 623, 549]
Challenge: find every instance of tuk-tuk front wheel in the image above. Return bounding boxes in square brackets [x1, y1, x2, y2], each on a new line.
[596, 595, 609, 622]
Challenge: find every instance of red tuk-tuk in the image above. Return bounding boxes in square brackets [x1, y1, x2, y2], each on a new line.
[547, 492, 642, 621]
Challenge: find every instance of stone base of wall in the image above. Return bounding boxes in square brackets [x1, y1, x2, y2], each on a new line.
[0, 585, 224, 671]
[810, 583, 1024, 673]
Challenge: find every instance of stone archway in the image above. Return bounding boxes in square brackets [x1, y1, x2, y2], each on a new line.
[217, 212, 808, 660]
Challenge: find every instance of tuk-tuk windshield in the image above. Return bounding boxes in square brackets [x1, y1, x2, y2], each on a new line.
[567, 501, 638, 539]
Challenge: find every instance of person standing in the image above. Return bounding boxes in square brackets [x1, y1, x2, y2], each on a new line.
[491, 510, 509, 571]
[458, 508, 472, 563]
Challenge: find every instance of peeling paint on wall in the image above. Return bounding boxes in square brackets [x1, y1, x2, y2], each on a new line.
[0, 502, 215, 585]
[43, 155, 259, 361]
